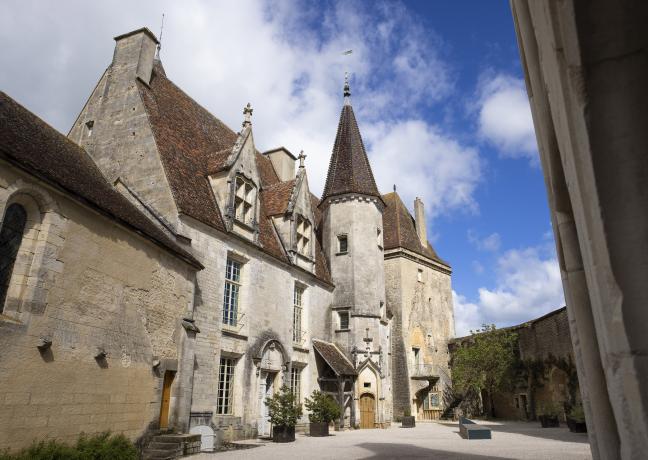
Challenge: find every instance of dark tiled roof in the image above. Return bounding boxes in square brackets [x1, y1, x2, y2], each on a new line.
[312, 339, 356, 375]
[0, 91, 202, 269]
[137, 62, 331, 284]
[263, 179, 296, 217]
[321, 103, 382, 203]
[138, 62, 235, 232]
[382, 192, 449, 267]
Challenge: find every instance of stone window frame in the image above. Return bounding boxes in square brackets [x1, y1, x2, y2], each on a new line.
[338, 310, 350, 331]
[0, 181, 66, 324]
[292, 283, 306, 344]
[376, 227, 383, 250]
[293, 214, 313, 259]
[336, 234, 348, 255]
[222, 257, 243, 328]
[290, 366, 303, 404]
[232, 175, 257, 228]
[216, 356, 237, 415]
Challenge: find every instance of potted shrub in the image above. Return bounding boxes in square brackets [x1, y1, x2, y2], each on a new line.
[304, 390, 341, 437]
[401, 407, 416, 428]
[266, 385, 302, 443]
[567, 404, 587, 433]
[537, 402, 560, 428]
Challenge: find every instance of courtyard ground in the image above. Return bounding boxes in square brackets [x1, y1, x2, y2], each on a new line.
[194, 420, 592, 459]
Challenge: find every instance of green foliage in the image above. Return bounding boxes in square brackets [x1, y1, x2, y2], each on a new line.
[304, 390, 341, 423]
[537, 401, 562, 417]
[403, 407, 411, 417]
[568, 403, 586, 423]
[0, 432, 137, 460]
[266, 385, 303, 427]
[451, 324, 519, 415]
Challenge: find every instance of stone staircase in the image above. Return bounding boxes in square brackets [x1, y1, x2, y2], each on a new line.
[142, 433, 201, 460]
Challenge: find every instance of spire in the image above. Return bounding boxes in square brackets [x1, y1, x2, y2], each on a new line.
[343, 72, 351, 105]
[321, 83, 382, 204]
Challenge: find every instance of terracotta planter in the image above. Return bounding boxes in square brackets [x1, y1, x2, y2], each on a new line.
[401, 416, 416, 428]
[309, 422, 330, 437]
[567, 418, 587, 433]
[539, 415, 559, 428]
[272, 425, 295, 443]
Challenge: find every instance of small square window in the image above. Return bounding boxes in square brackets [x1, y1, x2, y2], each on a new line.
[339, 311, 349, 330]
[337, 235, 348, 254]
[364, 382, 371, 388]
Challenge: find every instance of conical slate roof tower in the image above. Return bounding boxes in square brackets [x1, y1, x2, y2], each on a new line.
[321, 76, 382, 203]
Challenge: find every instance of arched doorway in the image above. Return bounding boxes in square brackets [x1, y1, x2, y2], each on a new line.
[256, 340, 287, 438]
[359, 393, 375, 429]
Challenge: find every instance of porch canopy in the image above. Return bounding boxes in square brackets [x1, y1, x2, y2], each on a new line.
[312, 339, 356, 376]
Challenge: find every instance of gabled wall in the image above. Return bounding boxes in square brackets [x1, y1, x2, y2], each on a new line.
[68, 29, 179, 228]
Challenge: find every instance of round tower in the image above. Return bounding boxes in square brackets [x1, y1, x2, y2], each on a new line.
[320, 77, 390, 428]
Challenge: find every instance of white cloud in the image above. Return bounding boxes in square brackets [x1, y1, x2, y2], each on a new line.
[476, 73, 538, 162]
[0, 0, 479, 216]
[366, 120, 481, 220]
[467, 230, 501, 252]
[453, 243, 565, 337]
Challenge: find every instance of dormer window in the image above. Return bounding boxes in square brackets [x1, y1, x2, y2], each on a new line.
[295, 215, 311, 256]
[234, 176, 256, 226]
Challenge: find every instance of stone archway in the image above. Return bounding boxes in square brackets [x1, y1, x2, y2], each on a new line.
[255, 340, 288, 438]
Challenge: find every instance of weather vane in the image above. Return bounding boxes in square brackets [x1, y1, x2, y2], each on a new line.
[156, 13, 165, 58]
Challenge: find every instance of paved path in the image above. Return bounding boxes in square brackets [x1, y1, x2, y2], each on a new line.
[194, 420, 592, 459]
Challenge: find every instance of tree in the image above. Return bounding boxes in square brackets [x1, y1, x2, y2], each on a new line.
[451, 324, 519, 418]
[266, 385, 303, 428]
[304, 390, 341, 423]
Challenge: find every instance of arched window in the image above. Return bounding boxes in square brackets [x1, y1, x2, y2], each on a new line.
[0, 203, 27, 313]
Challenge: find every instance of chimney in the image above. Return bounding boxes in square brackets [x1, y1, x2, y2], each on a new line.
[112, 28, 159, 86]
[414, 197, 427, 246]
[263, 147, 296, 182]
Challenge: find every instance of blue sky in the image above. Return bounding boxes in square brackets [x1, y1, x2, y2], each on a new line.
[0, 0, 565, 335]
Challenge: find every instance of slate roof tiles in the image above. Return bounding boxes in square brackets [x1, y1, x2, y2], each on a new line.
[0, 92, 202, 269]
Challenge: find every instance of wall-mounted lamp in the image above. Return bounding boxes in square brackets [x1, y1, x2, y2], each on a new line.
[37, 337, 52, 351]
[95, 347, 108, 360]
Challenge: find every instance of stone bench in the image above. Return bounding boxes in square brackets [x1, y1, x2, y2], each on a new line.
[459, 417, 492, 440]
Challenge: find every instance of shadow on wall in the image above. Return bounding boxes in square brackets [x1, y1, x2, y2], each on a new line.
[356, 443, 514, 460]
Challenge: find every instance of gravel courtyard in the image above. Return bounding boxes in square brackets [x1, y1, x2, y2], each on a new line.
[194, 420, 592, 460]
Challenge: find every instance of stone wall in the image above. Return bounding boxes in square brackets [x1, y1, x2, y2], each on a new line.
[181, 217, 334, 440]
[484, 308, 579, 421]
[385, 250, 453, 419]
[0, 164, 196, 452]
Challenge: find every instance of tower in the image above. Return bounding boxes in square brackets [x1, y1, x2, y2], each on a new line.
[320, 77, 391, 427]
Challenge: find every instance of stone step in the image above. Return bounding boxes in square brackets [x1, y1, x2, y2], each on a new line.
[148, 441, 182, 450]
[152, 433, 201, 443]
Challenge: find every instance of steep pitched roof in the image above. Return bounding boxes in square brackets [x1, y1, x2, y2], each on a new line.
[321, 101, 382, 203]
[382, 191, 449, 267]
[137, 62, 331, 284]
[263, 179, 296, 217]
[312, 339, 356, 376]
[0, 92, 202, 270]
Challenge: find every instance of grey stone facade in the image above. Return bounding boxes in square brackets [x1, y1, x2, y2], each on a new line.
[62, 26, 455, 443]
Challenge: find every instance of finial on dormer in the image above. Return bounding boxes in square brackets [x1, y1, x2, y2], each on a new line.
[298, 150, 307, 169]
[242, 103, 253, 127]
[343, 72, 351, 103]
[393, 184, 397, 192]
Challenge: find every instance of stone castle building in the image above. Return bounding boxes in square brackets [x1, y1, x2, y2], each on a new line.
[0, 27, 454, 451]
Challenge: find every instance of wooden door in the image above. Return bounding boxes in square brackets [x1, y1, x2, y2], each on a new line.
[159, 371, 175, 430]
[359, 394, 375, 429]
